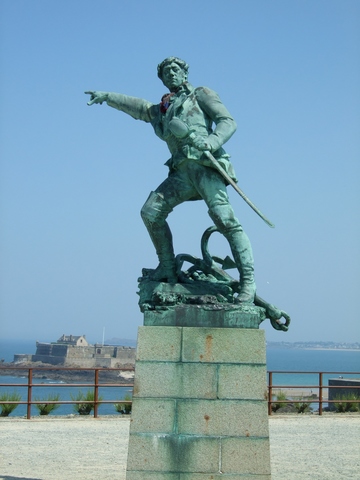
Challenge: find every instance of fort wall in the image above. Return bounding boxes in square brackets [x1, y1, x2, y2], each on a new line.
[29, 342, 136, 367]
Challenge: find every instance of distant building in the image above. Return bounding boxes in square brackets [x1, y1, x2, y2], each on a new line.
[56, 334, 89, 346]
[328, 378, 360, 411]
[13, 334, 136, 368]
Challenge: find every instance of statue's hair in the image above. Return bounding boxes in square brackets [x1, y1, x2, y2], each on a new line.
[157, 57, 189, 79]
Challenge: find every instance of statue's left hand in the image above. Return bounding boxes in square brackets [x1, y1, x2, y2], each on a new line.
[191, 135, 211, 152]
[85, 91, 109, 106]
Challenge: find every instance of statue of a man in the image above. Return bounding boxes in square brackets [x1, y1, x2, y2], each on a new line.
[86, 57, 256, 303]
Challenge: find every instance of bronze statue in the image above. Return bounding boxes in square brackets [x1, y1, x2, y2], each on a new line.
[86, 57, 259, 304]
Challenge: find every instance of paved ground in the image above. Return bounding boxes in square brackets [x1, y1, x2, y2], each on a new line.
[0, 414, 359, 479]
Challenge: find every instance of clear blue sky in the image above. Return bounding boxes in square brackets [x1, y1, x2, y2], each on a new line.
[0, 0, 359, 344]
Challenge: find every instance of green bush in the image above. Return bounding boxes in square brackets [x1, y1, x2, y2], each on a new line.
[271, 390, 287, 412]
[34, 394, 61, 415]
[0, 392, 21, 417]
[334, 393, 360, 413]
[70, 390, 103, 415]
[115, 394, 132, 414]
[293, 398, 312, 414]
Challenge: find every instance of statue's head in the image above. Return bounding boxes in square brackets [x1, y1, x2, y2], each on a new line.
[157, 57, 189, 92]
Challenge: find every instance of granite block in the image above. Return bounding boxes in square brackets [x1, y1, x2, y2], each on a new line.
[133, 362, 217, 399]
[217, 364, 268, 400]
[136, 326, 182, 362]
[182, 328, 266, 364]
[126, 473, 179, 480]
[220, 437, 271, 475]
[180, 475, 271, 480]
[130, 398, 176, 434]
[126, 433, 220, 473]
[177, 399, 269, 437]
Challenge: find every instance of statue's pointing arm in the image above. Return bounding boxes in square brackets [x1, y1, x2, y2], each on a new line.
[85, 91, 154, 123]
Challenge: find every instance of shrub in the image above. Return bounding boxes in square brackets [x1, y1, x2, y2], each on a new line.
[34, 394, 61, 415]
[294, 398, 312, 414]
[71, 390, 103, 415]
[334, 393, 360, 413]
[115, 394, 132, 414]
[0, 392, 21, 417]
[271, 390, 287, 412]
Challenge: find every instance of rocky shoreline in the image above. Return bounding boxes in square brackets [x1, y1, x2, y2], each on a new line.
[0, 362, 134, 383]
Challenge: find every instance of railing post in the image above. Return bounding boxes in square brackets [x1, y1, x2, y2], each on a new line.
[94, 369, 99, 418]
[268, 371, 273, 415]
[319, 372, 323, 415]
[27, 368, 33, 419]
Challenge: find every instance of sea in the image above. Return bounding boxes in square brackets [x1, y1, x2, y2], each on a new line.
[0, 339, 359, 417]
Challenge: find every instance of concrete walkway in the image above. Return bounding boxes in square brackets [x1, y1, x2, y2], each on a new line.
[0, 414, 359, 479]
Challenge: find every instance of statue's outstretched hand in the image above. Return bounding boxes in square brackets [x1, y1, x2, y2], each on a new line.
[85, 91, 109, 106]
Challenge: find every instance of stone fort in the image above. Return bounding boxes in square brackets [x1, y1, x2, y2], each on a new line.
[13, 334, 136, 368]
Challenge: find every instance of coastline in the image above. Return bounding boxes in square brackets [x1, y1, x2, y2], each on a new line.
[267, 346, 360, 352]
[271, 387, 328, 400]
[290, 348, 360, 352]
[0, 362, 134, 382]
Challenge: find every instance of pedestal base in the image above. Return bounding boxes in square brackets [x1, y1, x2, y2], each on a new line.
[126, 306, 271, 479]
[143, 303, 266, 329]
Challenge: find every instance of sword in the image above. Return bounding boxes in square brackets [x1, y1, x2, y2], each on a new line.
[168, 117, 275, 228]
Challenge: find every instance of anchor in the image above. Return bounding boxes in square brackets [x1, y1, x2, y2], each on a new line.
[174, 226, 291, 332]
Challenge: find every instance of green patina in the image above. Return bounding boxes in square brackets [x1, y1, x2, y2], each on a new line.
[85, 57, 290, 332]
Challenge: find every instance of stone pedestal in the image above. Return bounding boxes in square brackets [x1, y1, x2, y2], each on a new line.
[126, 305, 271, 480]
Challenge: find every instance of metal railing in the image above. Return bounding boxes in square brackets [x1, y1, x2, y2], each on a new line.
[268, 371, 360, 415]
[0, 366, 134, 419]
[1, 367, 359, 418]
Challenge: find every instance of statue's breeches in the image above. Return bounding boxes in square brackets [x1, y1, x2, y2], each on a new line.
[141, 191, 173, 225]
[142, 161, 243, 235]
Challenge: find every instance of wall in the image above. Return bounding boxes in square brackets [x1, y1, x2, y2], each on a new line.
[13, 354, 33, 363]
[328, 378, 360, 410]
[30, 342, 136, 367]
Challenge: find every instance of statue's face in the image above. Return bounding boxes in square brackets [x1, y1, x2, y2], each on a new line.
[161, 62, 187, 91]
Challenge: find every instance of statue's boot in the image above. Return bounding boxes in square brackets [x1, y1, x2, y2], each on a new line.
[141, 191, 178, 283]
[226, 230, 256, 303]
[151, 255, 177, 283]
[208, 202, 256, 303]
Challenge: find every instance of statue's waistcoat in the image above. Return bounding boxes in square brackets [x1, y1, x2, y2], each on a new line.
[155, 89, 215, 157]
[150, 84, 235, 180]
